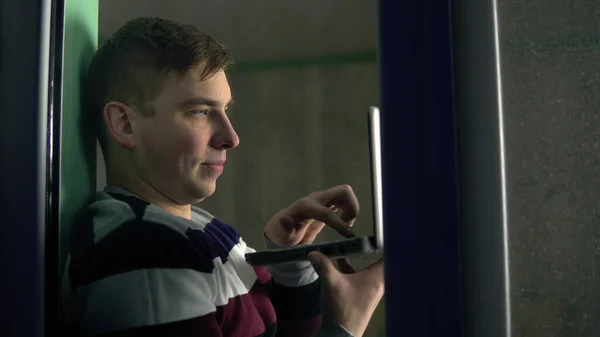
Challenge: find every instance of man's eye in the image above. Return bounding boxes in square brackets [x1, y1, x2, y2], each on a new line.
[189, 109, 209, 116]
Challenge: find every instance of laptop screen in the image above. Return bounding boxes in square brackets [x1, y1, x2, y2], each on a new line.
[368, 106, 384, 250]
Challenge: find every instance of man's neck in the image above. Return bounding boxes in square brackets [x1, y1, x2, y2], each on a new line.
[106, 170, 192, 220]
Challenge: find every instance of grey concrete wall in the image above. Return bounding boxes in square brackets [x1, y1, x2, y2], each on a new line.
[499, 0, 600, 336]
[98, 1, 384, 336]
[99, 1, 378, 61]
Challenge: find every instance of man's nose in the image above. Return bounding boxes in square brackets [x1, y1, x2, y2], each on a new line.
[210, 114, 240, 150]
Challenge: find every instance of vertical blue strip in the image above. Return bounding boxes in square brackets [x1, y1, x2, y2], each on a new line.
[378, 0, 463, 336]
[0, 1, 49, 337]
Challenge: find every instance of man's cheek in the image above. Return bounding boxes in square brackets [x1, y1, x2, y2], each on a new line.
[185, 134, 209, 156]
[147, 136, 186, 170]
[172, 134, 206, 167]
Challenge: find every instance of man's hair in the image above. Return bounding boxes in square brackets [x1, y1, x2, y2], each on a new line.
[84, 17, 234, 156]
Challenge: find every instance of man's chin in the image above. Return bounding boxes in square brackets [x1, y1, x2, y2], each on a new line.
[188, 181, 217, 202]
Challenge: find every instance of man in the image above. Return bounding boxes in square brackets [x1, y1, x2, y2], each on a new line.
[62, 17, 384, 337]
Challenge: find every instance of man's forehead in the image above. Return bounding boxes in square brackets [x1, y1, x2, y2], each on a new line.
[160, 69, 231, 105]
[171, 67, 229, 88]
[178, 96, 234, 109]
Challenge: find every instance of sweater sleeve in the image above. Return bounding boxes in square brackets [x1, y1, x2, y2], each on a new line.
[64, 216, 226, 337]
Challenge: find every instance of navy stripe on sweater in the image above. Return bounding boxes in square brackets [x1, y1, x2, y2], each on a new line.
[69, 195, 242, 289]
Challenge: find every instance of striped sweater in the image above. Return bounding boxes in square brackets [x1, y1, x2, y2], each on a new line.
[61, 186, 352, 337]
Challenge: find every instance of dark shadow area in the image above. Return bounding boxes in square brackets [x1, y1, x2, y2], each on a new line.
[0, 1, 48, 337]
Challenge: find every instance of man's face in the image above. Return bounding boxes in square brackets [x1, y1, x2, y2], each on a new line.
[132, 67, 239, 204]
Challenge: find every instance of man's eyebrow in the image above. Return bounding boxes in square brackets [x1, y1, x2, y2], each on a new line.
[179, 97, 234, 109]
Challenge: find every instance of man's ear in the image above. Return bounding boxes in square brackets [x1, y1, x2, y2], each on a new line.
[103, 101, 137, 149]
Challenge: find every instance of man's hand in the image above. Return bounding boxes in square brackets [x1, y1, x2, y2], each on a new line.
[309, 252, 385, 337]
[264, 185, 360, 247]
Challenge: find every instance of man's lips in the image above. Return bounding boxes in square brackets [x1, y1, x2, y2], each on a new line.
[202, 160, 225, 173]
[203, 160, 225, 165]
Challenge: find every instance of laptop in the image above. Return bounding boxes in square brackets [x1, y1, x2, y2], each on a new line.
[245, 106, 384, 266]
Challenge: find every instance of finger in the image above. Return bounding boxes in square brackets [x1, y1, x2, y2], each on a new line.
[291, 199, 356, 238]
[279, 215, 297, 231]
[353, 258, 384, 296]
[362, 258, 385, 282]
[299, 222, 326, 244]
[308, 251, 338, 279]
[300, 206, 343, 243]
[366, 258, 384, 273]
[336, 210, 356, 228]
[311, 185, 360, 223]
[336, 257, 357, 274]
